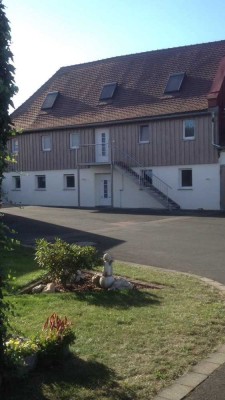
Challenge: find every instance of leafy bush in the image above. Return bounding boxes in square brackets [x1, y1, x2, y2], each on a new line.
[35, 238, 99, 286]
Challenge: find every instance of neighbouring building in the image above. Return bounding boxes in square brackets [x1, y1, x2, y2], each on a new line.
[3, 40, 225, 210]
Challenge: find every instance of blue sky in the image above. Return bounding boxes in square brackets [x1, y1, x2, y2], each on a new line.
[4, 0, 225, 109]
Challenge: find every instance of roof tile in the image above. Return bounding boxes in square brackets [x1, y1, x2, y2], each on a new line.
[11, 40, 225, 131]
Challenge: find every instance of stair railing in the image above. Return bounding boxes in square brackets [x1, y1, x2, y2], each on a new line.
[112, 146, 172, 206]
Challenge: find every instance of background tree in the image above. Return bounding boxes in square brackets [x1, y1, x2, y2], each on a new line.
[0, 0, 18, 377]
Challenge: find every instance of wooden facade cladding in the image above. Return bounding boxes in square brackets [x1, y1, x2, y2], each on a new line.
[9, 114, 218, 172]
[111, 115, 218, 167]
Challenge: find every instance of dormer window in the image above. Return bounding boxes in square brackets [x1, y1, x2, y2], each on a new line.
[164, 73, 185, 93]
[41, 91, 59, 110]
[99, 82, 117, 101]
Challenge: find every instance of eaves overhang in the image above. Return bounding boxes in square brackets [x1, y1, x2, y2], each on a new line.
[17, 109, 210, 135]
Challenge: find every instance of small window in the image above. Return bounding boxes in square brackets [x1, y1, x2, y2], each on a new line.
[12, 138, 19, 154]
[165, 72, 185, 93]
[42, 135, 51, 151]
[183, 120, 195, 140]
[13, 176, 21, 190]
[36, 175, 46, 190]
[99, 82, 117, 101]
[70, 133, 80, 149]
[41, 91, 59, 110]
[139, 125, 149, 143]
[64, 174, 75, 189]
[180, 169, 192, 188]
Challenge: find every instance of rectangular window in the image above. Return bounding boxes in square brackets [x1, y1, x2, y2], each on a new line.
[180, 169, 192, 188]
[42, 135, 51, 151]
[139, 125, 149, 143]
[36, 175, 46, 189]
[70, 133, 80, 149]
[164, 72, 185, 93]
[142, 169, 152, 185]
[101, 132, 106, 156]
[183, 120, 195, 140]
[13, 176, 21, 190]
[64, 174, 75, 189]
[12, 138, 19, 153]
[41, 91, 59, 110]
[99, 82, 117, 101]
[103, 179, 108, 198]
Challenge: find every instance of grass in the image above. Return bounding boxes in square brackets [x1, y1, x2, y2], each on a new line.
[2, 246, 225, 400]
[1, 246, 45, 289]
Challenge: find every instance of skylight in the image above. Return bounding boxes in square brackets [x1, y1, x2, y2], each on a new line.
[41, 91, 59, 110]
[99, 82, 117, 101]
[164, 73, 185, 93]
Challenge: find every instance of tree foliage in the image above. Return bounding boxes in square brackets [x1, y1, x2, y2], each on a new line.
[0, 0, 18, 377]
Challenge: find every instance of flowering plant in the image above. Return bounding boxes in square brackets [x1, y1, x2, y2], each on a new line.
[5, 336, 39, 374]
[6, 337, 39, 357]
[4, 314, 75, 373]
[37, 313, 76, 362]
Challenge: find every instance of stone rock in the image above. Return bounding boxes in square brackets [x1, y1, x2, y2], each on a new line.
[74, 270, 83, 282]
[43, 283, 56, 293]
[110, 278, 134, 291]
[92, 274, 101, 287]
[31, 284, 45, 294]
[99, 275, 115, 289]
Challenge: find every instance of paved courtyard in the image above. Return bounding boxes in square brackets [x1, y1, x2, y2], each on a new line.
[3, 206, 225, 284]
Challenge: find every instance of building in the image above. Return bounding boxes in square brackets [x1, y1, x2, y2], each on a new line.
[3, 40, 225, 210]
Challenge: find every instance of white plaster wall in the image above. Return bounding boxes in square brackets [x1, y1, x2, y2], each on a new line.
[148, 164, 220, 210]
[3, 163, 221, 210]
[3, 170, 79, 207]
[113, 170, 164, 209]
[77, 167, 164, 208]
[79, 166, 111, 207]
[219, 151, 225, 165]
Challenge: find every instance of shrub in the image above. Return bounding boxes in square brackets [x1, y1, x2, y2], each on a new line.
[35, 238, 99, 286]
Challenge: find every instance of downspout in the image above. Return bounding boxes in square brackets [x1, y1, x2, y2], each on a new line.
[211, 111, 222, 150]
[110, 140, 114, 208]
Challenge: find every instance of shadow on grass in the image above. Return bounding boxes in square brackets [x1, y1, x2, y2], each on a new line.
[1, 354, 137, 400]
[67, 288, 161, 309]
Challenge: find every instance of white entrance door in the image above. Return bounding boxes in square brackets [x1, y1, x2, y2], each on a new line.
[95, 174, 111, 206]
[95, 128, 110, 163]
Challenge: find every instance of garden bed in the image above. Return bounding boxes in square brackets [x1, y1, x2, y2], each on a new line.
[20, 270, 165, 294]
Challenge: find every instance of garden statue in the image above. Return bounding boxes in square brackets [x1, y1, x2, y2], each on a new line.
[99, 253, 115, 289]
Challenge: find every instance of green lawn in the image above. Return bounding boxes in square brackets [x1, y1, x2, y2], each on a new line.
[2, 246, 225, 400]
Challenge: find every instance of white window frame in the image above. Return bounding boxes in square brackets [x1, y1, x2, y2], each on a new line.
[139, 125, 150, 144]
[70, 133, 80, 149]
[12, 138, 19, 154]
[64, 174, 75, 190]
[36, 175, 46, 190]
[183, 120, 195, 140]
[179, 168, 193, 189]
[12, 175, 21, 190]
[42, 135, 51, 151]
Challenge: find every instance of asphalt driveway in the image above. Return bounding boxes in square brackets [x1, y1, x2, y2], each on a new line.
[2, 206, 225, 284]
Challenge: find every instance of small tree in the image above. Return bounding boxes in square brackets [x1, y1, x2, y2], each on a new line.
[0, 0, 18, 376]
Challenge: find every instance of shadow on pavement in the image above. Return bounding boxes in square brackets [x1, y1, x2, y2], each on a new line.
[3, 213, 124, 252]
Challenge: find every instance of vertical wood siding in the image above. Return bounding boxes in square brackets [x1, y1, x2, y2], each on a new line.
[10, 115, 218, 172]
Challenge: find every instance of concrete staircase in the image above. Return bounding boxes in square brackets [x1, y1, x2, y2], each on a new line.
[114, 161, 180, 210]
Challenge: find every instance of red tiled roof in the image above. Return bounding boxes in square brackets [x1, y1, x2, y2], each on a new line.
[11, 40, 225, 132]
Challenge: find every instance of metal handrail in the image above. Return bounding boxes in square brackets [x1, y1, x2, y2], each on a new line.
[77, 142, 173, 206]
[113, 146, 172, 198]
